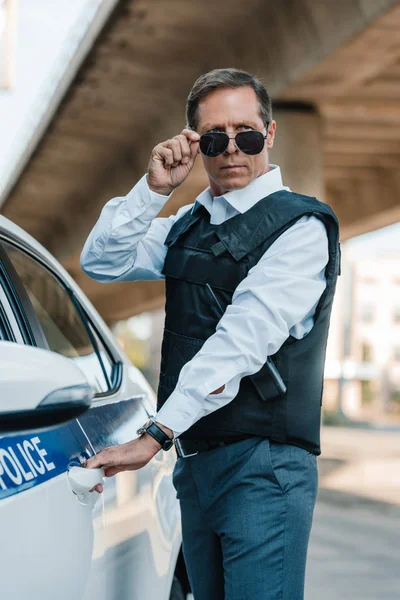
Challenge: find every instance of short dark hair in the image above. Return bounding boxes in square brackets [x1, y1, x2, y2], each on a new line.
[186, 68, 272, 131]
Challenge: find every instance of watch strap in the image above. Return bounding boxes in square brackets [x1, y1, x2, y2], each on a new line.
[144, 421, 174, 451]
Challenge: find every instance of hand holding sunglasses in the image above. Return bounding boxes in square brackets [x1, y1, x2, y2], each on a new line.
[147, 128, 200, 196]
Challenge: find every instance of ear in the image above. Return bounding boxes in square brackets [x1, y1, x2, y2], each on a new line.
[266, 121, 276, 149]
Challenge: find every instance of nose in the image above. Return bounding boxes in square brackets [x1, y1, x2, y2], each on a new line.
[224, 136, 239, 155]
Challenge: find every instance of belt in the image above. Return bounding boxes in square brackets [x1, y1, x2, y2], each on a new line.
[174, 437, 246, 458]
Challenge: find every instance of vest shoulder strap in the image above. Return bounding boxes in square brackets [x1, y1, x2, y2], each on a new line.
[164, 190, 339, 261]
[213, 190, 339, 261]
[164, 207, 204, 248]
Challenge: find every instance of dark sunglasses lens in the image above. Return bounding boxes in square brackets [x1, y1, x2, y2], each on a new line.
[200, 133, 229, 157]
[236, 131, 265, 155]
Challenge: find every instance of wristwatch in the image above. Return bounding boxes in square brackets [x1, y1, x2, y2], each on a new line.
[137, 417, 174, 451]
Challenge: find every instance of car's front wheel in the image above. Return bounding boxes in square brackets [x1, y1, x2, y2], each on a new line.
[169, 576, 186, 600]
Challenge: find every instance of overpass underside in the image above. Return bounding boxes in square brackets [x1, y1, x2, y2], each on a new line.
[2, 0, 400, 322]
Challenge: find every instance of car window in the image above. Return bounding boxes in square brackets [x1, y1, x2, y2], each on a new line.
[0, 301, 12, 341]
[89, 323, 114, 383]
[69, 320, 115, 393]
[0, 282, 24, 343]
[3, 242, 114, 395]
[0, 309, 5, 340]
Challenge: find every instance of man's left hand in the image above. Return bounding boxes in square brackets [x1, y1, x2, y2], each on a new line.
[85, 433, 162, 494]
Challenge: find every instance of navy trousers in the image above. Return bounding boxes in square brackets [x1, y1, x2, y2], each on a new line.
[172, 436, 318, 600]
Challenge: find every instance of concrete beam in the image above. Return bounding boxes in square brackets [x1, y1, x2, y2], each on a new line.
[3, 0, 398, 251]
[271, 105, 324, 200]
[278, 3, 400, 245]
[279, 3, 400, 103]
[326, 166, 400, 240]
[1, 0, 400, 319]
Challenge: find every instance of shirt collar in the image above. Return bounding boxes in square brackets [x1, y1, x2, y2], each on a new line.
[192, 165, 289, 216]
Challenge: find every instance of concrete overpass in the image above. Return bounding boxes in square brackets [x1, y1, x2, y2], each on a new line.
[1, 0, 400, 323]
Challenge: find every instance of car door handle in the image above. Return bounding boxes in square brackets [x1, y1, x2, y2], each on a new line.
[68, 466, 105, 502]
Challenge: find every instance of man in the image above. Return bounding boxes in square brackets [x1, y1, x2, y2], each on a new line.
[81, 68, 340, 600]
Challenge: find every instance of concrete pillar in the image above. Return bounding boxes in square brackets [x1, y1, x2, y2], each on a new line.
[270, 103, 324, 201]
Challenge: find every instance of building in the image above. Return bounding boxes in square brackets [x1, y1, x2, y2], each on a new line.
[324, 244, 400, 423]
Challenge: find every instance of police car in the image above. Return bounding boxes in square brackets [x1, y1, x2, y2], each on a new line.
[0, 215, 188, 600]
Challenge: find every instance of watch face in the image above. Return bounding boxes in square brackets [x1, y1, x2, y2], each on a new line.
[136, 418, 153, 436]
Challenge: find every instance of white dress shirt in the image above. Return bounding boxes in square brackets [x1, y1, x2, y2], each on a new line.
[81, 166, 329, 437]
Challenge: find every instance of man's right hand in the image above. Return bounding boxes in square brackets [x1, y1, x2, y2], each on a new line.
[147, 128, 200, 196]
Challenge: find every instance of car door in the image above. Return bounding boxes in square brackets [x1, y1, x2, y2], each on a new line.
[0, 242, 104, 600]
[0, 238, 181, 600]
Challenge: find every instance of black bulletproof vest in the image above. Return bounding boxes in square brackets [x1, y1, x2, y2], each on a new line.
[157, 190, 340, 455]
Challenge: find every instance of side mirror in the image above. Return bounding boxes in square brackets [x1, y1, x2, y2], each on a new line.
[0, 341, 93, 434]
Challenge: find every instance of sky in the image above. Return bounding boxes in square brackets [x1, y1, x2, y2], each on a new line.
[0, 0, 399, 258]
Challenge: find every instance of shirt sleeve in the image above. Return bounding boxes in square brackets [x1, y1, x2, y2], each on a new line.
[156, 215, 329, 437]
[80, 174, 193, 282]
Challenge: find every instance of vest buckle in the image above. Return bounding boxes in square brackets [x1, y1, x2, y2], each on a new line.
[175, 438, 199, 458]
[211, 241, 226, 257]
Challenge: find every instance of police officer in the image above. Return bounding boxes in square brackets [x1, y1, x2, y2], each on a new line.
[83, 68, 340, 600]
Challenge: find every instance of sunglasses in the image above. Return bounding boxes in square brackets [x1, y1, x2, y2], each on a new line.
[199, 129, 268, 157]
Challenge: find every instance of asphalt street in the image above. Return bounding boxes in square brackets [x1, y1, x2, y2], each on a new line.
[307, 426, 400, 599]
[188, 427, 400, 599]
[307, 496, 400, 600]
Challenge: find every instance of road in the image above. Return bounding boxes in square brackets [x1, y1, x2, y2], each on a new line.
[189, 427, 400, 599]
[306, 426, 400, 599]
[307, 497, 400, 600]
[189, 497, 400, 600]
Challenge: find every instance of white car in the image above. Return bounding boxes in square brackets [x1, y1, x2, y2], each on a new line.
[0, 215, 189, 600]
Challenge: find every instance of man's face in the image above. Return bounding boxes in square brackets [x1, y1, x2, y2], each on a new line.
[196, 86, 276, 197]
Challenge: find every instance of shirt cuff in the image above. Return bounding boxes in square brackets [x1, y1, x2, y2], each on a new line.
[125, 174, 173, 218]
[155, 389, 205, 439]
[155, 356, 247, 438]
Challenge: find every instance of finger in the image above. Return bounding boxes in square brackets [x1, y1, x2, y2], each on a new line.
[157, 146, 174, 166]
[85, 455, 104, 469]
[167, 138, 182, 165]
[89, 484, 102, 493]
[190, 139, 200, 158]
[181, 128, 200, 143]
[104, 466, 121, 477]
[89, 484, 103, 494]
[85, 446, 116, 470]
[176, 134, 191, 162]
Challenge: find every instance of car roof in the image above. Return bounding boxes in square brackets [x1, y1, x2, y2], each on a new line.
[0, 214, 62, 270]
